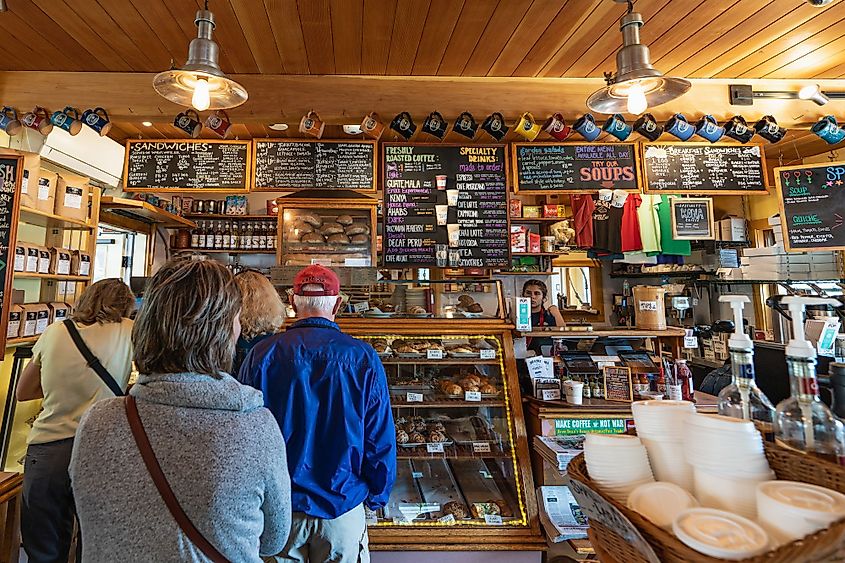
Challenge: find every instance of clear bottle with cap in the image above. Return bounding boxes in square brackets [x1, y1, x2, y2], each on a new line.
[835, 335, 845, 364]
[717, 295, 776, 439]
[774, 296, 845, 465]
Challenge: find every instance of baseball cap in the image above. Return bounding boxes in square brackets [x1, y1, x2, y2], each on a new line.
[292, 265, 340, 296]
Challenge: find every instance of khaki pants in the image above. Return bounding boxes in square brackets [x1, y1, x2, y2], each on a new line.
[269, 504, 370, 563]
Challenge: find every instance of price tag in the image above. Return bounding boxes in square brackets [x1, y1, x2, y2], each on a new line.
[465, 391, 482, 402]
[472, 442, 491, 454]
[438, 514, 456, 524]
[311, 258, 331, 266]
[406, 392, 423, 403]
[426, 442, 445, 453]
[411, 471, 423, 479]
[639, 300, 658, 312]
[484, 514, 503, 525]
[366, 513, 378, 525]
[427, 349, 444, 360]
[541, 388, 561, 401]
[352, 301, 370, 313]
[480, 349, 496, 360]
[684, 336, 699, 348]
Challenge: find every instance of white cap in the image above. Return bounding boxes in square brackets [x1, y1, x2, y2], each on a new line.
[781, 296, 842, 359]
[719, 295, 752, 349]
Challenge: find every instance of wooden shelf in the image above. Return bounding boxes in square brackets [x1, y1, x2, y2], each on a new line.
[175, 248, 276, 254]
[14, 272, 90, 282]
[390, 397, 506, 408]
[19, 206, 95, 230]
[609, 271, 705, 279]
[381, 359, 500, 366]
[512, 252, 559, 257]
[6, 335, 39, 346]
[517, 327, 687, 338]
[495, 271, 553, 276]
[396, 443, 511, 460]
[510, 217, 568, 223]
[100, 196, 196, 229]
[185, 214, 275, 220]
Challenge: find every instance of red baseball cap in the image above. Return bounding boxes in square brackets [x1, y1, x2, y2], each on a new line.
[292, 265, 340, 296]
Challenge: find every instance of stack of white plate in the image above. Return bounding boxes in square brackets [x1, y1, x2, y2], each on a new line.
[627, 481, 699, 530]
[632, 400, 695, 491]
[673, 508, 770, 560]
[757, 480, 845, 545]
[684, 414, 773, 520]
[584, 434, 654, 504]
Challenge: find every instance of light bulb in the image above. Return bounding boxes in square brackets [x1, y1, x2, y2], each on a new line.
[627, 83, 648, 115]
[192, 78, 211, 111]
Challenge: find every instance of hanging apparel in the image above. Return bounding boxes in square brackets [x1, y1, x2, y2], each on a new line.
[570, 194, 595, 248]
[592, 198, 611, 252]
[621, 193, 643, 252]
[637, 194, 662, 253]
[656, 195, 691, 256]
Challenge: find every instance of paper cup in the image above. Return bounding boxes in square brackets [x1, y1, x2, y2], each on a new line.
[447, 224, 460, 248]
[436, 175, 447, 190]
[446, 189, 459, 206]
[564, 381, 584, 405]
[435, 204, 449, 226]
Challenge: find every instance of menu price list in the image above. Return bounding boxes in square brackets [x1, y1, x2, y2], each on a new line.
[514, 143, 638, 192]
[125, 141, 249, 190]
[643, 144, 766, 193]
[777, 164, 845, 251]
[0, 157, 19, 347]
[253, 140, 375, 190]
[383, 145, 508, 268]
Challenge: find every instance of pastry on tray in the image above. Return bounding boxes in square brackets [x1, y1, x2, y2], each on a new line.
[443, 383, 463, 397]
[480, 384, 497, 394]
[408, 431, 425, 444]
[395, 429, 409, 444]
[442, 501, 468, 519]
[470, 501, 501, 519]
[428, 430, 448, 443]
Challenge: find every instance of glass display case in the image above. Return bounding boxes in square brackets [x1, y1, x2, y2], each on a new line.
[276, 196, 376, 268]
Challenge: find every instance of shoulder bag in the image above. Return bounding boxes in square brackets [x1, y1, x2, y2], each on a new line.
[63, 319, 125, 396]
[124, 395, 230, 563]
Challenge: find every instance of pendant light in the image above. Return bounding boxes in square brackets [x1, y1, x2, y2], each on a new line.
[587, 0, 690, 115]
[153, 1, 248, 111]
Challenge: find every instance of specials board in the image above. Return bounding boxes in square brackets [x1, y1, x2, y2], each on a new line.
[774, 161, 845, 252]
[603, 366, 634, 403]
[512, 143, 639, 193]
[383, 144, 509, 268]
[124, 140, 251, 192]
[0, 156, 21, 350]
[253, 140, 376, 192]
[670, 197, 715, 240]
[641, 143, 768, 194]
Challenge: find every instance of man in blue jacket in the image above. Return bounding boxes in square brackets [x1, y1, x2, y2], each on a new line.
[239, 265, 396, 562]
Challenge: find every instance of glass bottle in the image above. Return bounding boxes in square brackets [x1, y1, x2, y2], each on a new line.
[835, 335, 845, 364]
[269, 220, 278, 250]
[675, 359, 693, 401]
[230, 221, 240, 250]
[222, 221, 232, 250]
[251, 221, 261, 250]
[258, 221, 268, 250]
[243, 221, 253, 250]
[582, 375, 592, 399]
[213, 221, 223, 250]
[190, 222, 199, 248]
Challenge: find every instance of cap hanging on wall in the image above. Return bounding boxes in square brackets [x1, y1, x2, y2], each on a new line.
[153, 1, 248, 111]
[587, 0, 690, 115]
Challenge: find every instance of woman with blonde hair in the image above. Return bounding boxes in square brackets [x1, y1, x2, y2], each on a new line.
[233, 269, 285, 376]
[17, 278, 134, 563]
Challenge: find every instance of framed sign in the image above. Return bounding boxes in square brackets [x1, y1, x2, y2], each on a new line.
[774, 161, 845, 252]
[670, 197, 714, 240]
[0, 156, 22, 351]
[603, 366, 634, 403]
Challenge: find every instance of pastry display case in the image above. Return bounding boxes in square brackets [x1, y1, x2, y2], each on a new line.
[276, 196, 377, 268]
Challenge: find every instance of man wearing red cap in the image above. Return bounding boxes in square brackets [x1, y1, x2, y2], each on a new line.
[239, 265, 396, 562]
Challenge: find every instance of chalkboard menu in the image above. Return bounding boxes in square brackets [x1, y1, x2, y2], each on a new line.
[253, 140, 376, 192]
[775, 161, 845, 252]
[383, 144, 509, 267]
[642, 143, 768, 194]
[602, 366, 633, 403]
[124, 140, 250, 192]
[671, 197, 714, 240]
[0, 156, 21, 350]
[512, 143, 639, 193]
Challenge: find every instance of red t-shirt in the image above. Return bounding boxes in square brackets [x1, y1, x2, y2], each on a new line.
[621, 193, 643, 252]
[570, 194, 595, 248]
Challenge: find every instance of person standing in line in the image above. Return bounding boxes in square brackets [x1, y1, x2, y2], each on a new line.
[240, 265, 396, 563]
[16, 278, 135, 563]
[232, 270, 286, 376]
[70, 257, 291, 562]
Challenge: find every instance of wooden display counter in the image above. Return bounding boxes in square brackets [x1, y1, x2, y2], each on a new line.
[0, 472, 22, 563]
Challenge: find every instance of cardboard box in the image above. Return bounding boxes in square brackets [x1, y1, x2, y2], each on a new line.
[37, 245, 51, 274]
[48, 302, 71, 325]
[71, 250, 91, 277]
[49, 247, 72, 275]
[768, 215, 782, 227]
[13, 244, 26, 272]
[523, 206, 541, 218]
[743, 245, 786, 257]
[34, 304, 49, 334]
[21, 304, 40, 337]
[543, 204, 561, 218]
[35, 169, 57, 213]
[6, 304, 23, 339]
[509, 198, 522, 218]
[0, 149, 42, 210]
[511, 225, 527, 253]
[53, 173, 90, 221]
[24, 243, 39, 272]
[720, 216, 746, 242]
[528, 232, 541, 253]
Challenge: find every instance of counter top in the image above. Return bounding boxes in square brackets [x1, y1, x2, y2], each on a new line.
[524, 391, 719, 416]
[517, 327, 687, 338]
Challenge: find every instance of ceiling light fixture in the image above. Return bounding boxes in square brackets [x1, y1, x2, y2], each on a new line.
[730, 84, 845, 106]
[799, 84, 831, 106]
[141, 121, 153, 127]
[587, 0, 690, 115]
[268, 123, 289, 131]
[153, 1, 247, 111]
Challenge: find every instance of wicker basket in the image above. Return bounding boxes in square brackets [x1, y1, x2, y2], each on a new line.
[567, 442, 845, 562]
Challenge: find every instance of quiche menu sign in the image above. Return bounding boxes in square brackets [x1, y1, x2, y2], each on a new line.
[774, 161, 845, 252]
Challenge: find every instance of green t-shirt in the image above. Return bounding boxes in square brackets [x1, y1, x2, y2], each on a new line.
[655, 195, 691, 256]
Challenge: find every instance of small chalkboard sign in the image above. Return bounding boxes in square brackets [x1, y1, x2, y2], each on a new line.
[670, 197, 714, 240]
[603, 366, 633, 403]
[512, 143, 639, 193]
[774, 161, 845, 252]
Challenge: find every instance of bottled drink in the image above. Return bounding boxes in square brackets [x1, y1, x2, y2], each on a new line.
[231, 221, 240, 250]
[213, 221, 223, 249]
[835, 335, 845, 364]
[774, 296, 845, 464]
[257, 221, 267, 250]
[222, 222, 232, 250]
[190, 223, 200, 248]
[675, 359, 693, 401]
[582, 376, 592, 399]
[242, 222, 252, 250]
[263, 221, 273, 249]
[269, 221, 277, 250]
[251, 221, 261, 249]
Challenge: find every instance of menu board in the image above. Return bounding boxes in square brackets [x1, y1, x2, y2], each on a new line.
[512, 143, 639, 193]
[603, 366, 633, 403]
[383, 144, 509, 267]
[670, 197, 714, 240]
[253, 140, 376, 192]
[124, 140, 250, 192]
[642, 143, 768, 194]
[774, 161, 845, 252]
[0, 156, 21, 350]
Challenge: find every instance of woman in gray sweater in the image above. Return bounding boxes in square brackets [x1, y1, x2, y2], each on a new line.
[70, 257, 291, 562]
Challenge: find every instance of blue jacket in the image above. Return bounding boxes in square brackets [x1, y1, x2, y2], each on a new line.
[239, 317, 396, 519]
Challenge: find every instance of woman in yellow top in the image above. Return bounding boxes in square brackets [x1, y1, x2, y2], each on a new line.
[17, 278, 135, 563]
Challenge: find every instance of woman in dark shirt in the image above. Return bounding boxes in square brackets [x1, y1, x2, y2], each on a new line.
[233, 270, 286, 377]
[522, 279, 565, 356]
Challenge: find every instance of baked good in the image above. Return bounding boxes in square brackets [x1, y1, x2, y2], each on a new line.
[470, 501, 501, 519]
[480, 384, 497, 394]
[467, 303, 483, 313]
[414, 421, 427, 432]
[443, 383, 461, 396]
[495, 500, 513, 517]
[457, 294, 474, 307]
[350, 234, 369, 245]
[301, 233, 325, 244]
[372, 341, 388, 353]
[327, 233, 350, 244]
[337, 214, 354, 226]
[299, 213, 323, 228]
[460, 375, 481, 386]
[291, 221, 315, 234]
[320, 222, 345, 235]
[461, 383, 480, 393]
[345, 223, 370, 236]
[428, 430, 447, 443]
[408, 431, 425, 444]
[429, 422, 446, 433]
[442, 501, 467, 519]
[449, 346, 474, 354]
[396, 429, 409, 444]
[408, 305, 427, 315]
[380, 303, 396, 312]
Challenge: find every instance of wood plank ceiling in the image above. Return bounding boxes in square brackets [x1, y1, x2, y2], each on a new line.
[2, 0, 845, 158]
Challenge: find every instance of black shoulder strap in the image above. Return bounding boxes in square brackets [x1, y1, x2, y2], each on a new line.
[63, 319, 125, 396]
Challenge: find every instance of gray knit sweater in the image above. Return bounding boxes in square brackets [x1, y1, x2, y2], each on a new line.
[69, 372, 291, 562]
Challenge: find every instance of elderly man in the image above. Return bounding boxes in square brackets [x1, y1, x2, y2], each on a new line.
[239, 265, 396, 563]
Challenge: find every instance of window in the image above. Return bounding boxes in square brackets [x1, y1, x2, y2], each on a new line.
[553, 266, 592, 308]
